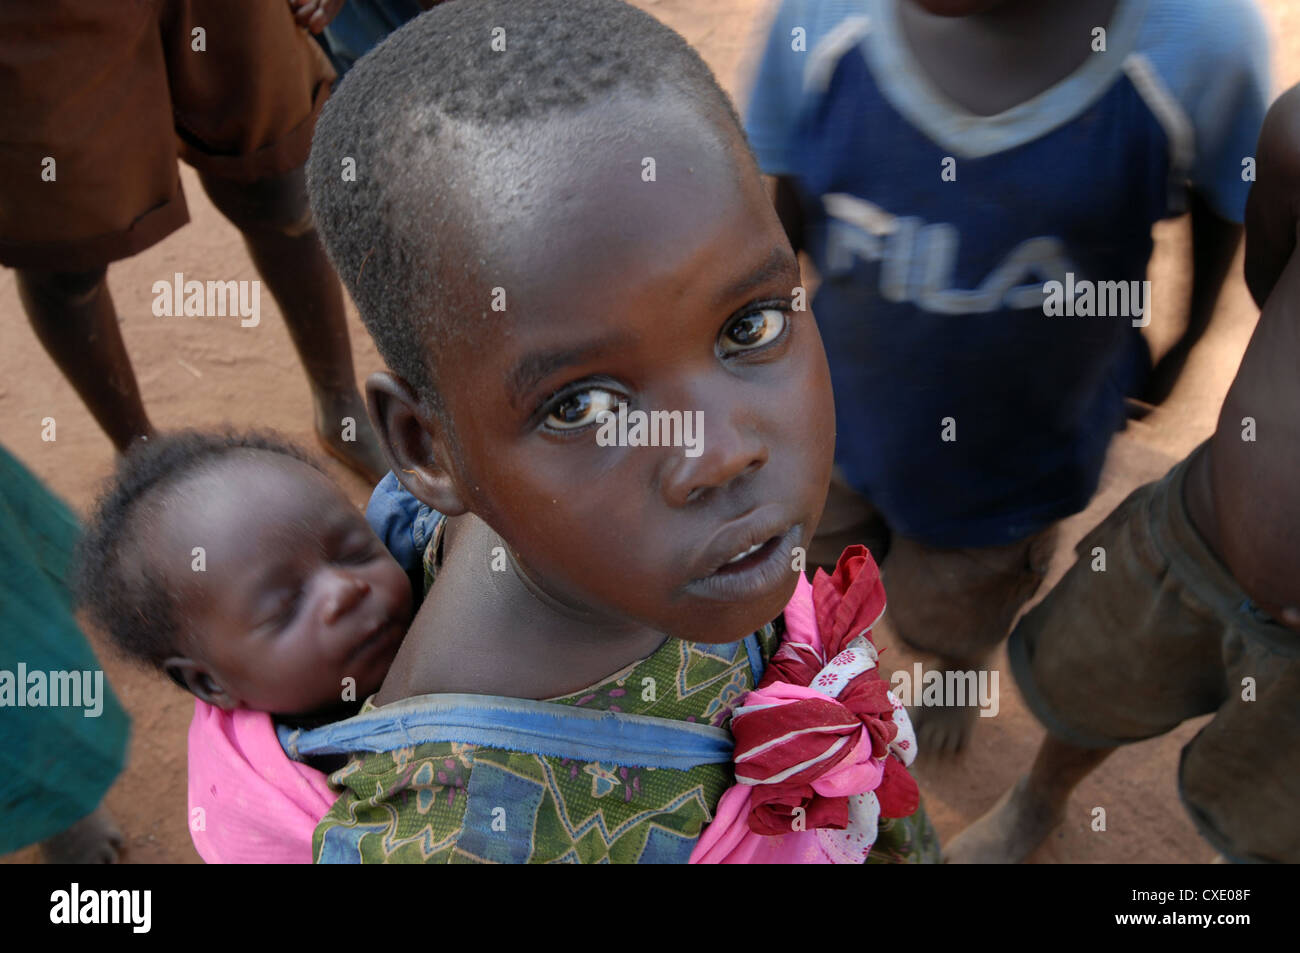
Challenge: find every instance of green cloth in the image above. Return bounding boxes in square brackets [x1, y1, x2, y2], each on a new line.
[0, 445, 129, 853]
[315, 626, 783, 863]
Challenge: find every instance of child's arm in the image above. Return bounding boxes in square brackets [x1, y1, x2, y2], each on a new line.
[1142, 191, 1242, 404]
[1140, 0, 1270, 403]
[1207, 84, 1300, 630]
[1244, 84, 1300, 308]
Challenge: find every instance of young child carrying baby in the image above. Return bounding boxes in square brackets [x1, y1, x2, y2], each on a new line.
[74, 430, 422, 864]
[296, 0, 934, 863]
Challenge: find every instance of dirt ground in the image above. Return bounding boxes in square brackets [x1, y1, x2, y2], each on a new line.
[2, 0, 1297, 864]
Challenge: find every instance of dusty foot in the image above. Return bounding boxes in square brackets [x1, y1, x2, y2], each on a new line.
[39, 807, 125, 864]
[313, 390, 388, 483]
[911, 701, 980, 757]
[944, 776, 1064, 864]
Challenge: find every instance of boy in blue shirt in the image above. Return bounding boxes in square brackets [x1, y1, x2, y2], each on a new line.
[746, 0, 1269, 752]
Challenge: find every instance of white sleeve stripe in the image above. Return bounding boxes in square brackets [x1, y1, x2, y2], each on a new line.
[804, 15, 872, 95]
[1123, 52, 1195, 177]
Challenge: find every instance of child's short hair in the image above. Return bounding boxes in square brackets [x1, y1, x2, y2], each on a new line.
[74, 430, 320, 673]
[306, 0, 751, 418]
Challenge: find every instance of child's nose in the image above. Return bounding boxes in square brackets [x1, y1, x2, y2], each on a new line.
[661, 406, 767, 507]
[320, 570, 370, 624]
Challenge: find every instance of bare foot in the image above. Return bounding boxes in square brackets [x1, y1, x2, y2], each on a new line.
[944, 776, 1063, 864]
[39, 807, 125, 864]
[314, 390, 388, 483]
[911, 701, 980, 757]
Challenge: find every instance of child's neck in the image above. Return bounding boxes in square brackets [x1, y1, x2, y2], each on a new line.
[373, 514, 669, 704]
[895, 0, 1122, 117]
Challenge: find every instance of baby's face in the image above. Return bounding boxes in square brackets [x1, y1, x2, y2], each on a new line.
[157, 454, 413, 716]
[428, 96, 835, 644]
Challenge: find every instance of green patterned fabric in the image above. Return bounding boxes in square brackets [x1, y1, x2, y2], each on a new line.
[314, 625, 782, 863]
[867, 809, 942, 864]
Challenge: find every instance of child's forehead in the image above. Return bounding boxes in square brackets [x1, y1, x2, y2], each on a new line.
[445, 106, 758, 295]
[178, 449, 322, 493]
[155, 453, 357, 548]
[412, 94, 777, 407]
[441, 93, 748, 243]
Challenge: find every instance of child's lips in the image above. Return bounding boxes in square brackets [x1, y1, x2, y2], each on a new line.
[683, 523, 803, 604]
[683, 506, 804, 604]
[689, 505, 796, 579]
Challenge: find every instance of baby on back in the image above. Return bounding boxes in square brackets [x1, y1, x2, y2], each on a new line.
[74, 430, 417, 863]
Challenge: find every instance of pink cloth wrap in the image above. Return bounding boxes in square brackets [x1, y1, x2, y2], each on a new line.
[690, 546, 918, 864]
[187, 700, 338, 864]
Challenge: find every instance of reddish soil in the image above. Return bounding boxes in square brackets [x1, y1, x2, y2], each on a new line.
[2, 0, 1297, 864]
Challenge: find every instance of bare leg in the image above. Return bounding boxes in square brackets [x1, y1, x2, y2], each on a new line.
[945, 734, 1115, 863]
[198, 167, 386, 482]
[38, 806, 125, 864]
[16, 267, 152, 453]
[907, 651, 990, 757]
[887, 528, 1057, 756]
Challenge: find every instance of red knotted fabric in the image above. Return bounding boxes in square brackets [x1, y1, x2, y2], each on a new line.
[731, 546, 920, 836]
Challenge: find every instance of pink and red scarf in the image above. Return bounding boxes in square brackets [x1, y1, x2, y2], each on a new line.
[691, 545, 919, 864]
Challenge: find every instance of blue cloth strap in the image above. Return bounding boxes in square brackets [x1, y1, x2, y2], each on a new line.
[279, 692, 736, 771]
[743, 631, 765, 685]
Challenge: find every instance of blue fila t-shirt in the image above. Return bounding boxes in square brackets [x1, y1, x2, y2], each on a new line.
[746, 0, 1269, 546]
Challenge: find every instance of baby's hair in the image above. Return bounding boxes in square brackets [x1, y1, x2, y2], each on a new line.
[73, 430, 321, 676]
[307, 0, 752, 419]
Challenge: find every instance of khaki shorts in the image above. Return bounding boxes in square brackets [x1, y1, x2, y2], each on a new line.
[0, 0, 335, 271]
[1008, 444, 1300, 863]
[810, 469, 1057, 665]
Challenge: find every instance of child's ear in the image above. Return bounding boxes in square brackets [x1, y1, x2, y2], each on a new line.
[163, 658, 236, 710]
[366, 371, 470, 516]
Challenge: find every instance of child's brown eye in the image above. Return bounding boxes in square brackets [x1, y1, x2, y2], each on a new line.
[720, 308, 787, 353]
[545, 388, 619, 431]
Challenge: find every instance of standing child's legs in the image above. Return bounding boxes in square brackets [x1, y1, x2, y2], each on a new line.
[163, 0, 390, 479]
[883, 525, 1058, 754]
[0, 1, 183, 455]
[946, 734, 1114, 863]
[3, 1, 387, 477]
[196, 167, 386, 480]
[15, 267, 153, 453]
[950, 447, 1300, 862]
